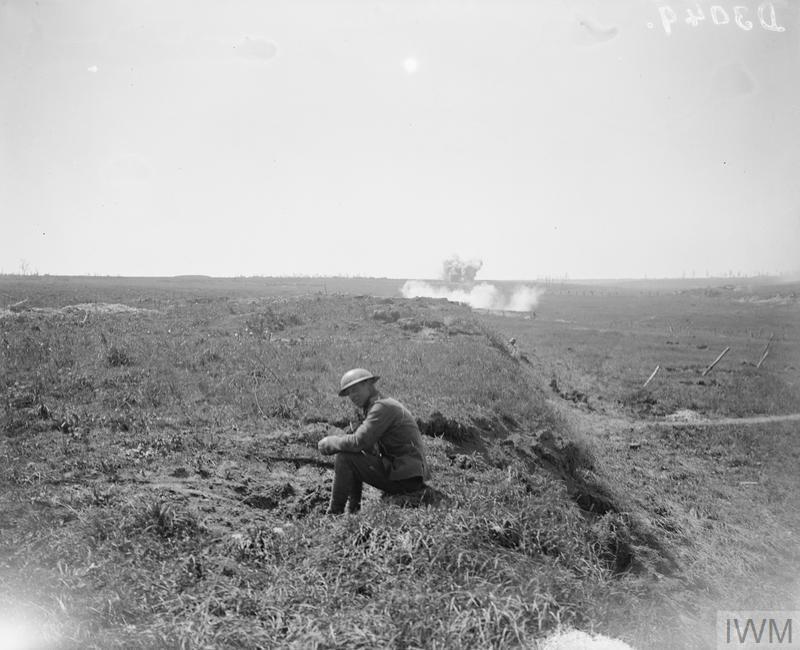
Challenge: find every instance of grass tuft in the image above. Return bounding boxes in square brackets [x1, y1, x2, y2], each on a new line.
[106, 346, 134, 367]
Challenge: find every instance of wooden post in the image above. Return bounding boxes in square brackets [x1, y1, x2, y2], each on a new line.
[756, 349, 769, 369]
[702, 346, 730, 376]
[756, 334, 773, 368]
[643, 365, 660, 389]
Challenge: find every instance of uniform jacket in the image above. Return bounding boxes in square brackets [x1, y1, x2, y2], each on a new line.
[329, 393, 429, 481]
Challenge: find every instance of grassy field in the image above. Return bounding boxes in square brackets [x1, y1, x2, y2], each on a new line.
[1, 275, 798, 649]
[482, 280, 800, 417]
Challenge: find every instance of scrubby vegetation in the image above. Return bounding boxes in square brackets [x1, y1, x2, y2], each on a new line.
[1, 276, 797, 648]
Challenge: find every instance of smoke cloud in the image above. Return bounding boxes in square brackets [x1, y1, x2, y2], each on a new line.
[442, 255, 483, 283]
[401, 280, 543, 312]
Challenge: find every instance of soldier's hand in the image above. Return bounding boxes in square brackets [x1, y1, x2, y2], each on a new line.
[317, 436, 339, 456]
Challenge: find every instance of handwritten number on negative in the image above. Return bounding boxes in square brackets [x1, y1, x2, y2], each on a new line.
[655, 2, 786, 35]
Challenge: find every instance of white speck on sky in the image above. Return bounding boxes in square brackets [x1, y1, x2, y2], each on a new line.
[1, 0, 798, 280]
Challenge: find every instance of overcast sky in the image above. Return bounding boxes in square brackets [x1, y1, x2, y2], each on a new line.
[1, 0, 798, 280]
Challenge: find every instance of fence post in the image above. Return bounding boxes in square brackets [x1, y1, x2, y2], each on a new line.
[702, 347, 730, 376]
[643, 365, 660, 389]
[756, 334, 773, 368]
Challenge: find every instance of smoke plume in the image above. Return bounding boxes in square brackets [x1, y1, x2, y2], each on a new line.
[401, 280, 543, 312]
[402, 255, 542, 311]
[442, 256, 483, 283]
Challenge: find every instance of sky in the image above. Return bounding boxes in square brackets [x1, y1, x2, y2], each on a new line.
[1, 0, 799, 280]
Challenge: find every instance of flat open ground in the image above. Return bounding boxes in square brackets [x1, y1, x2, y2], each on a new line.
[1, 275, 798, 649]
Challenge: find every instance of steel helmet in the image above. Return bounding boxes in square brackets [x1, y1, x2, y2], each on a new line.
[338, 368, 379, 396]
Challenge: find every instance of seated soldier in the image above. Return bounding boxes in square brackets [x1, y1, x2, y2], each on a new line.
[317, 368, 430, 515]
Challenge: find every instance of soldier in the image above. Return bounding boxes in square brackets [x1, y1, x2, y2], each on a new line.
[317, 369, 429, 515]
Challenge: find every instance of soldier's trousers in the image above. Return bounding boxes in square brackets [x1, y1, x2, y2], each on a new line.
[327, 452, 424, 514]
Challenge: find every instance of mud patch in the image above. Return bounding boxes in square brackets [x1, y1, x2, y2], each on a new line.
[243, 494, 280, 510]
[622, 389, 667, 417]
[66, 303, 154, 315]
[665, 409, 702, 423]
[285, 485, 329, 517]
[418, 412, 483, 447]
[502, 429, 679, 576]
[0, 302, 156, 319]
[243, 482, 296, 510]
[447, 453, 487, 471]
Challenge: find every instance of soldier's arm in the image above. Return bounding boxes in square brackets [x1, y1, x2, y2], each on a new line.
[318, 402, 394, 454]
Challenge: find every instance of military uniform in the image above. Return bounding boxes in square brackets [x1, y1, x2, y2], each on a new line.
[324, 392, 429, 514]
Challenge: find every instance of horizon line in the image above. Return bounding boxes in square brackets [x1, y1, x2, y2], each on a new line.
[1, 272, 798, 284]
